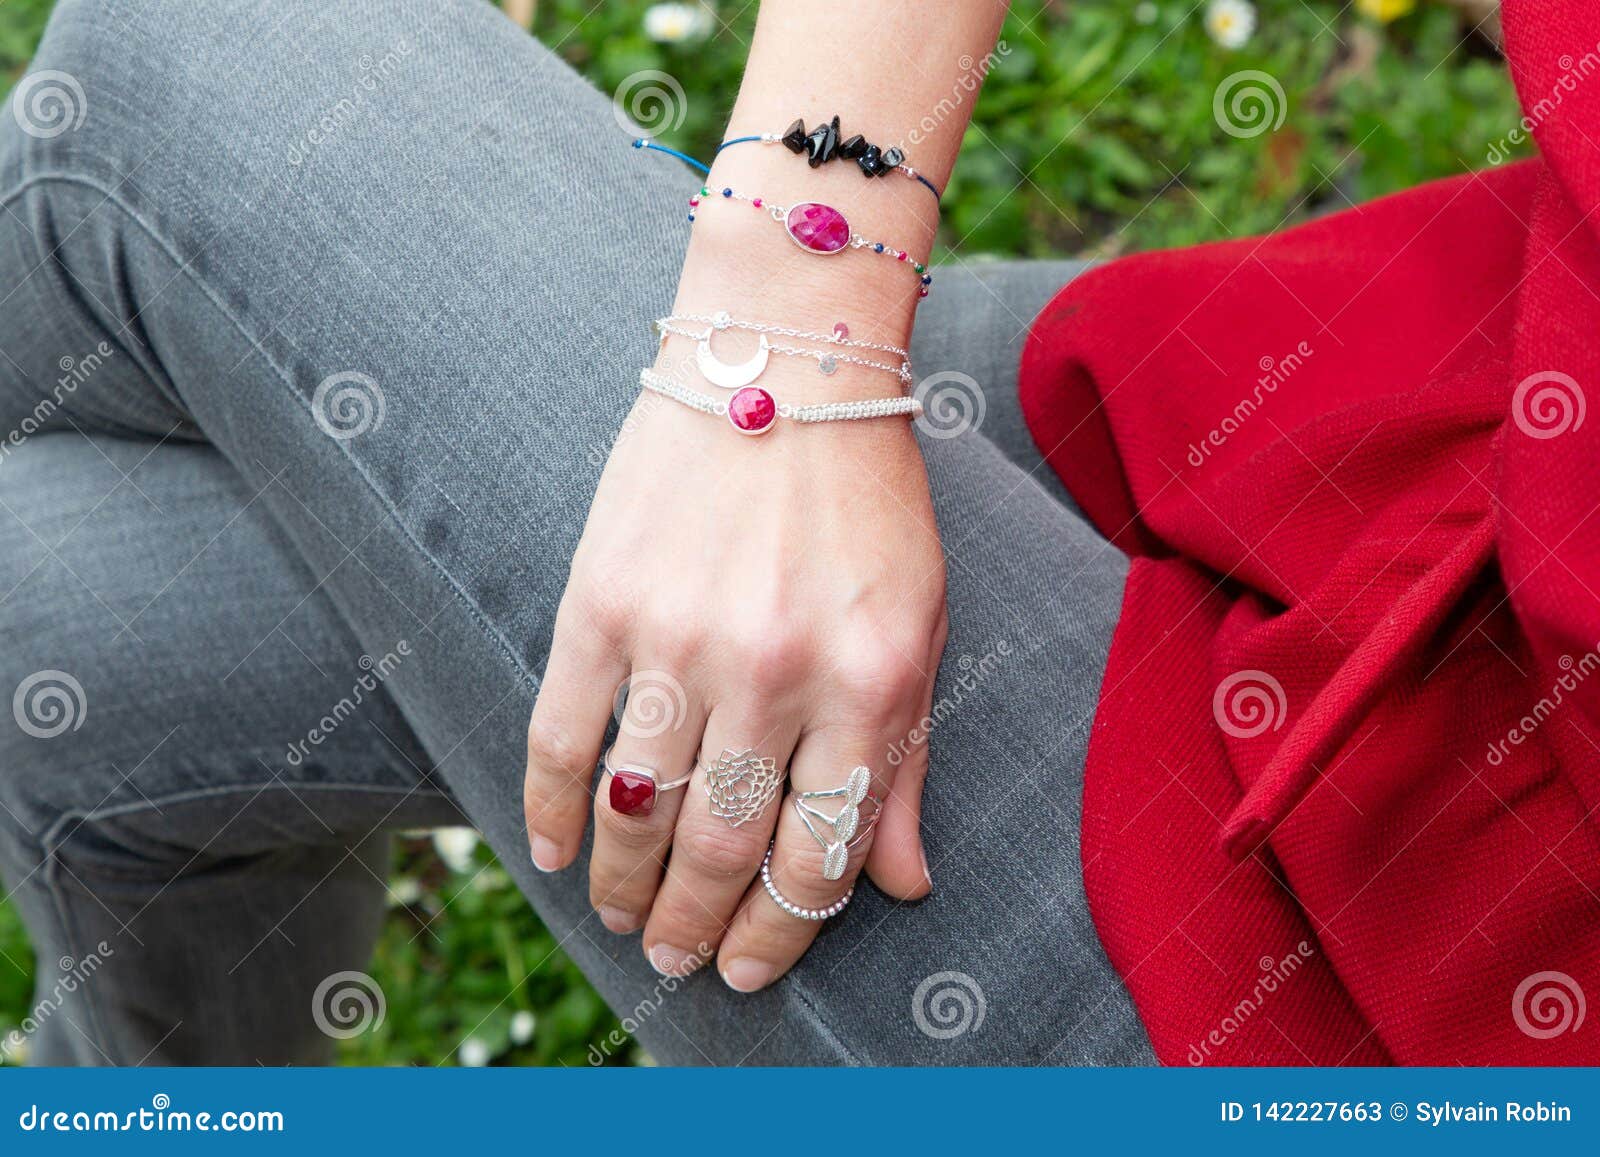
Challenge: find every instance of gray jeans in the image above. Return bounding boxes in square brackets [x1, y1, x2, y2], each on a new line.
[0, 0, 1151, 1066]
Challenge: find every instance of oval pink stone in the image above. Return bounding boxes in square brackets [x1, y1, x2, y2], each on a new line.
[785, 202, 850, 254]
[727, 387, 776, 435]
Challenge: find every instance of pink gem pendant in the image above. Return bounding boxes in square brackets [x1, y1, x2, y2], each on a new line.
[784, 202, 851, 255]
[727, 387, 777, 436]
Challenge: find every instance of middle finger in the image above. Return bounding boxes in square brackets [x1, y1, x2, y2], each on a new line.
[641, 704, 797, 976]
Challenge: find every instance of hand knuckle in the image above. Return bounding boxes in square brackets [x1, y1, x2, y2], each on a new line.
[730, 628, 808, 693]
[595, 800, 664, 849]
[677, 825, 765, 878]
[526, 719, 592, 783]
[838, 644, 924, 705]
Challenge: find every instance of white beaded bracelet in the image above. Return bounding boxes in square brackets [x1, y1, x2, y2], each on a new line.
[638, 368, 921, 437]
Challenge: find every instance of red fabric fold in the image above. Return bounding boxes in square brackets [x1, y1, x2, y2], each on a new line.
[1019, 0, 1600, 1064]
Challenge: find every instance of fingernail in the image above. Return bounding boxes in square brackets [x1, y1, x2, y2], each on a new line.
[721, 958, 774, 993]
[920, 845, 933, 889]
[530, 837, 564, 873]
[647, 944, 697, 976]
[598, 906, 639, 934]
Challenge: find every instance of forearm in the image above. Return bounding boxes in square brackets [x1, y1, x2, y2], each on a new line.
[668, 2, 1009, 356]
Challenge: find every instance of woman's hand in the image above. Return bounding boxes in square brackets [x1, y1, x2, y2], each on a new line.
[518, 0, 1003, 994]
[522, 330, 944, 989]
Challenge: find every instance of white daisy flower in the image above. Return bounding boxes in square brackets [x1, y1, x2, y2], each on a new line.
[458, 1038, 491, 1067]
[431, 827, 480, 874]
[385, 877, 423, 907]
[1205, 0, 1257, 49]
[643, 3, 714, 45]
[509, 1010, 537, 1045]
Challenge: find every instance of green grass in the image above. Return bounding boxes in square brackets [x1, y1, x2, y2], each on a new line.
[0, 0, 1527, 1065]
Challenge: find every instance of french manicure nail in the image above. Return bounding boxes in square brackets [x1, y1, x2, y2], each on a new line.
[530, 836, 563, 872]
[647, 944, 696, 976]
[721, 958, 774, 993]
[598, 906, 639, 933]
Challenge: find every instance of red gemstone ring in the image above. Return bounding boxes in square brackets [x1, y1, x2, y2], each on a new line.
[601, 746, 693, 818]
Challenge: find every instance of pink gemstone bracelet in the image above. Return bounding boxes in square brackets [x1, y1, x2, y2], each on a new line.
[687, 185, 933, 299]
[639, 368, 922, 437]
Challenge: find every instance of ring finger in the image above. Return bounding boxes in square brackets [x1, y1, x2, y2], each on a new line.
[716, 722, 893, 992]
[587, 667, 707, 934]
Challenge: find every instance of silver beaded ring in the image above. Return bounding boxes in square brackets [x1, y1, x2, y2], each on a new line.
[760, 844, 853, 922]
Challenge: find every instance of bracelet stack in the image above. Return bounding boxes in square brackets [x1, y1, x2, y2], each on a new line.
[630, 110, 934, 437]
[642, 306, 921, 438]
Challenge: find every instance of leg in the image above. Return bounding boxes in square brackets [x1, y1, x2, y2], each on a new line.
[0, 0, 1148, 1062]
[0, 432, 456, 1065]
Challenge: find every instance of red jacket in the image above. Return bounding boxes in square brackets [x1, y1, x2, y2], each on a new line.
[1020, 1, 1598, 1064]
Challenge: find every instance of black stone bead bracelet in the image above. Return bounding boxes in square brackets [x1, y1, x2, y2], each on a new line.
[714, 117, 940, 200]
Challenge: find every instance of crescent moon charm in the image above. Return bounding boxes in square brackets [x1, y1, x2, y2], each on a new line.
[696, 332, 770, 389]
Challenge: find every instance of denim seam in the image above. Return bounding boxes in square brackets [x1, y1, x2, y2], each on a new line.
[0, 170, 544, 702]
[785, 975, 866, 1066]
[1, 821, 121, 1063]
[36, 780, 455, 891]
[0, 182, 194, 431]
